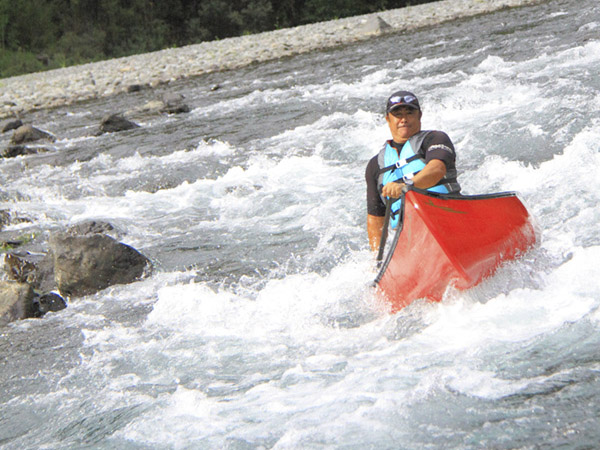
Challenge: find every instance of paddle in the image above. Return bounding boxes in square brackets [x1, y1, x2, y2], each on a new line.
[375, 197, 393, 268]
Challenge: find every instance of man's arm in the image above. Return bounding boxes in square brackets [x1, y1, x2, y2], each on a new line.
[365, 155, 387, 251]
[367, 214, 385, 251]
[381, 159, 447, 198]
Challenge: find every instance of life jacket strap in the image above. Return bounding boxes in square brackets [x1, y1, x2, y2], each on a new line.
[377, 154, 421, 175]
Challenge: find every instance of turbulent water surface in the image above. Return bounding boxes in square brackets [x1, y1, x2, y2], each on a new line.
[1, 0, 600, 448]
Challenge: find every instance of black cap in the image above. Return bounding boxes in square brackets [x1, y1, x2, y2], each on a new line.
[386, 91, 420, 113]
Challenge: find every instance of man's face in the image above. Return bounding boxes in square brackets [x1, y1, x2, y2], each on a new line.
[386, 107, 422, 143]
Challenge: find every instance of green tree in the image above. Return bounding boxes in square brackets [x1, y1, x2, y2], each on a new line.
[240, 0, 274, 34]
[271, 0, 305, 28]
[4, 0, 55, 51]
[0, 0, 9, 49]
[301, 0, 387, 23]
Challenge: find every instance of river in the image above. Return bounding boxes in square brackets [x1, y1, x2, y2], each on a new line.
[1, 0, 599, 448]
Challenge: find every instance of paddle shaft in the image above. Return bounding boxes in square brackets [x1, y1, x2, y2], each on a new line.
[376, 198, 393, 267]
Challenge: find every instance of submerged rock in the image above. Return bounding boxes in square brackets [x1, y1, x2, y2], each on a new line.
[127, 83, 149, 93]
[1, 119, 23, 133]
[161, 93, 190, 114]
[131, 94, 190, 117]
[2, 145, 50, 158]
[98, 113, 140, 134]
[137, 100, 165, 115]
[10, 124, 56, 144]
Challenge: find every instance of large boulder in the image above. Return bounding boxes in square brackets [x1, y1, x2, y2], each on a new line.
[50, 232, 151, 297]
[10, 124, 56, 145]
[0, 281, 35, 325]
[98, 113, 140, 134]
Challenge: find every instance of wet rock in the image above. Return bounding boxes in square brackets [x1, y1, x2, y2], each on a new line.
[0, 255, 65, 322]
[136, 100, 165, 115]
[50, 232, 152, 297]
[32, 292, 67, 317]
[3, 252, 55, 292]
[0, 209, 10, 230]
[1, 119, 23, 133]
[161, 93, 190, 114]
[10, 124, 56, 145]
[129, 95, 189, 117]
[0, 240, 24, 251]
[98, 113, 140, 134]
[67, 220, 120, 239]
[2, 145, 50, 158]
[4, 253, 37, 285]
[0, 281, 35, 325]
[0, 211, 32, 230]
[127, 83, 148, 93]
[32, 253, 57, 292]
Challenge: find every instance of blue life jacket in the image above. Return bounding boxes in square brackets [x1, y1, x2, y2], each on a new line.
[377, 131, 458, 229]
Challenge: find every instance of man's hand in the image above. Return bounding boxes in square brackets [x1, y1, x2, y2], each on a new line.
[381, 181, 406, 199]
[382, 159, 447, 199]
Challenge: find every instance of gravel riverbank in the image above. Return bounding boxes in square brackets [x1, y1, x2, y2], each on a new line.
[0, 0, 545, 119]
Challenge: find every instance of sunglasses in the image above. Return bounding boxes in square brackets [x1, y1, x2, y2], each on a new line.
[389, 95, 418, 106]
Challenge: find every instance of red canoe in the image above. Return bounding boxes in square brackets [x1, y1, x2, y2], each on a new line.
[374, 188, 537, 312]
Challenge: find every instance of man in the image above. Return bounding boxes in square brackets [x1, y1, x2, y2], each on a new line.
[365, 91, 461, 251]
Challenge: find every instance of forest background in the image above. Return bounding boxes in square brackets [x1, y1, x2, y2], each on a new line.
[0, 0, 435, 78]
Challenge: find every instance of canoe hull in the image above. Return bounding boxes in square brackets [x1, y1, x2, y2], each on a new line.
[374, 189, 537, 311]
